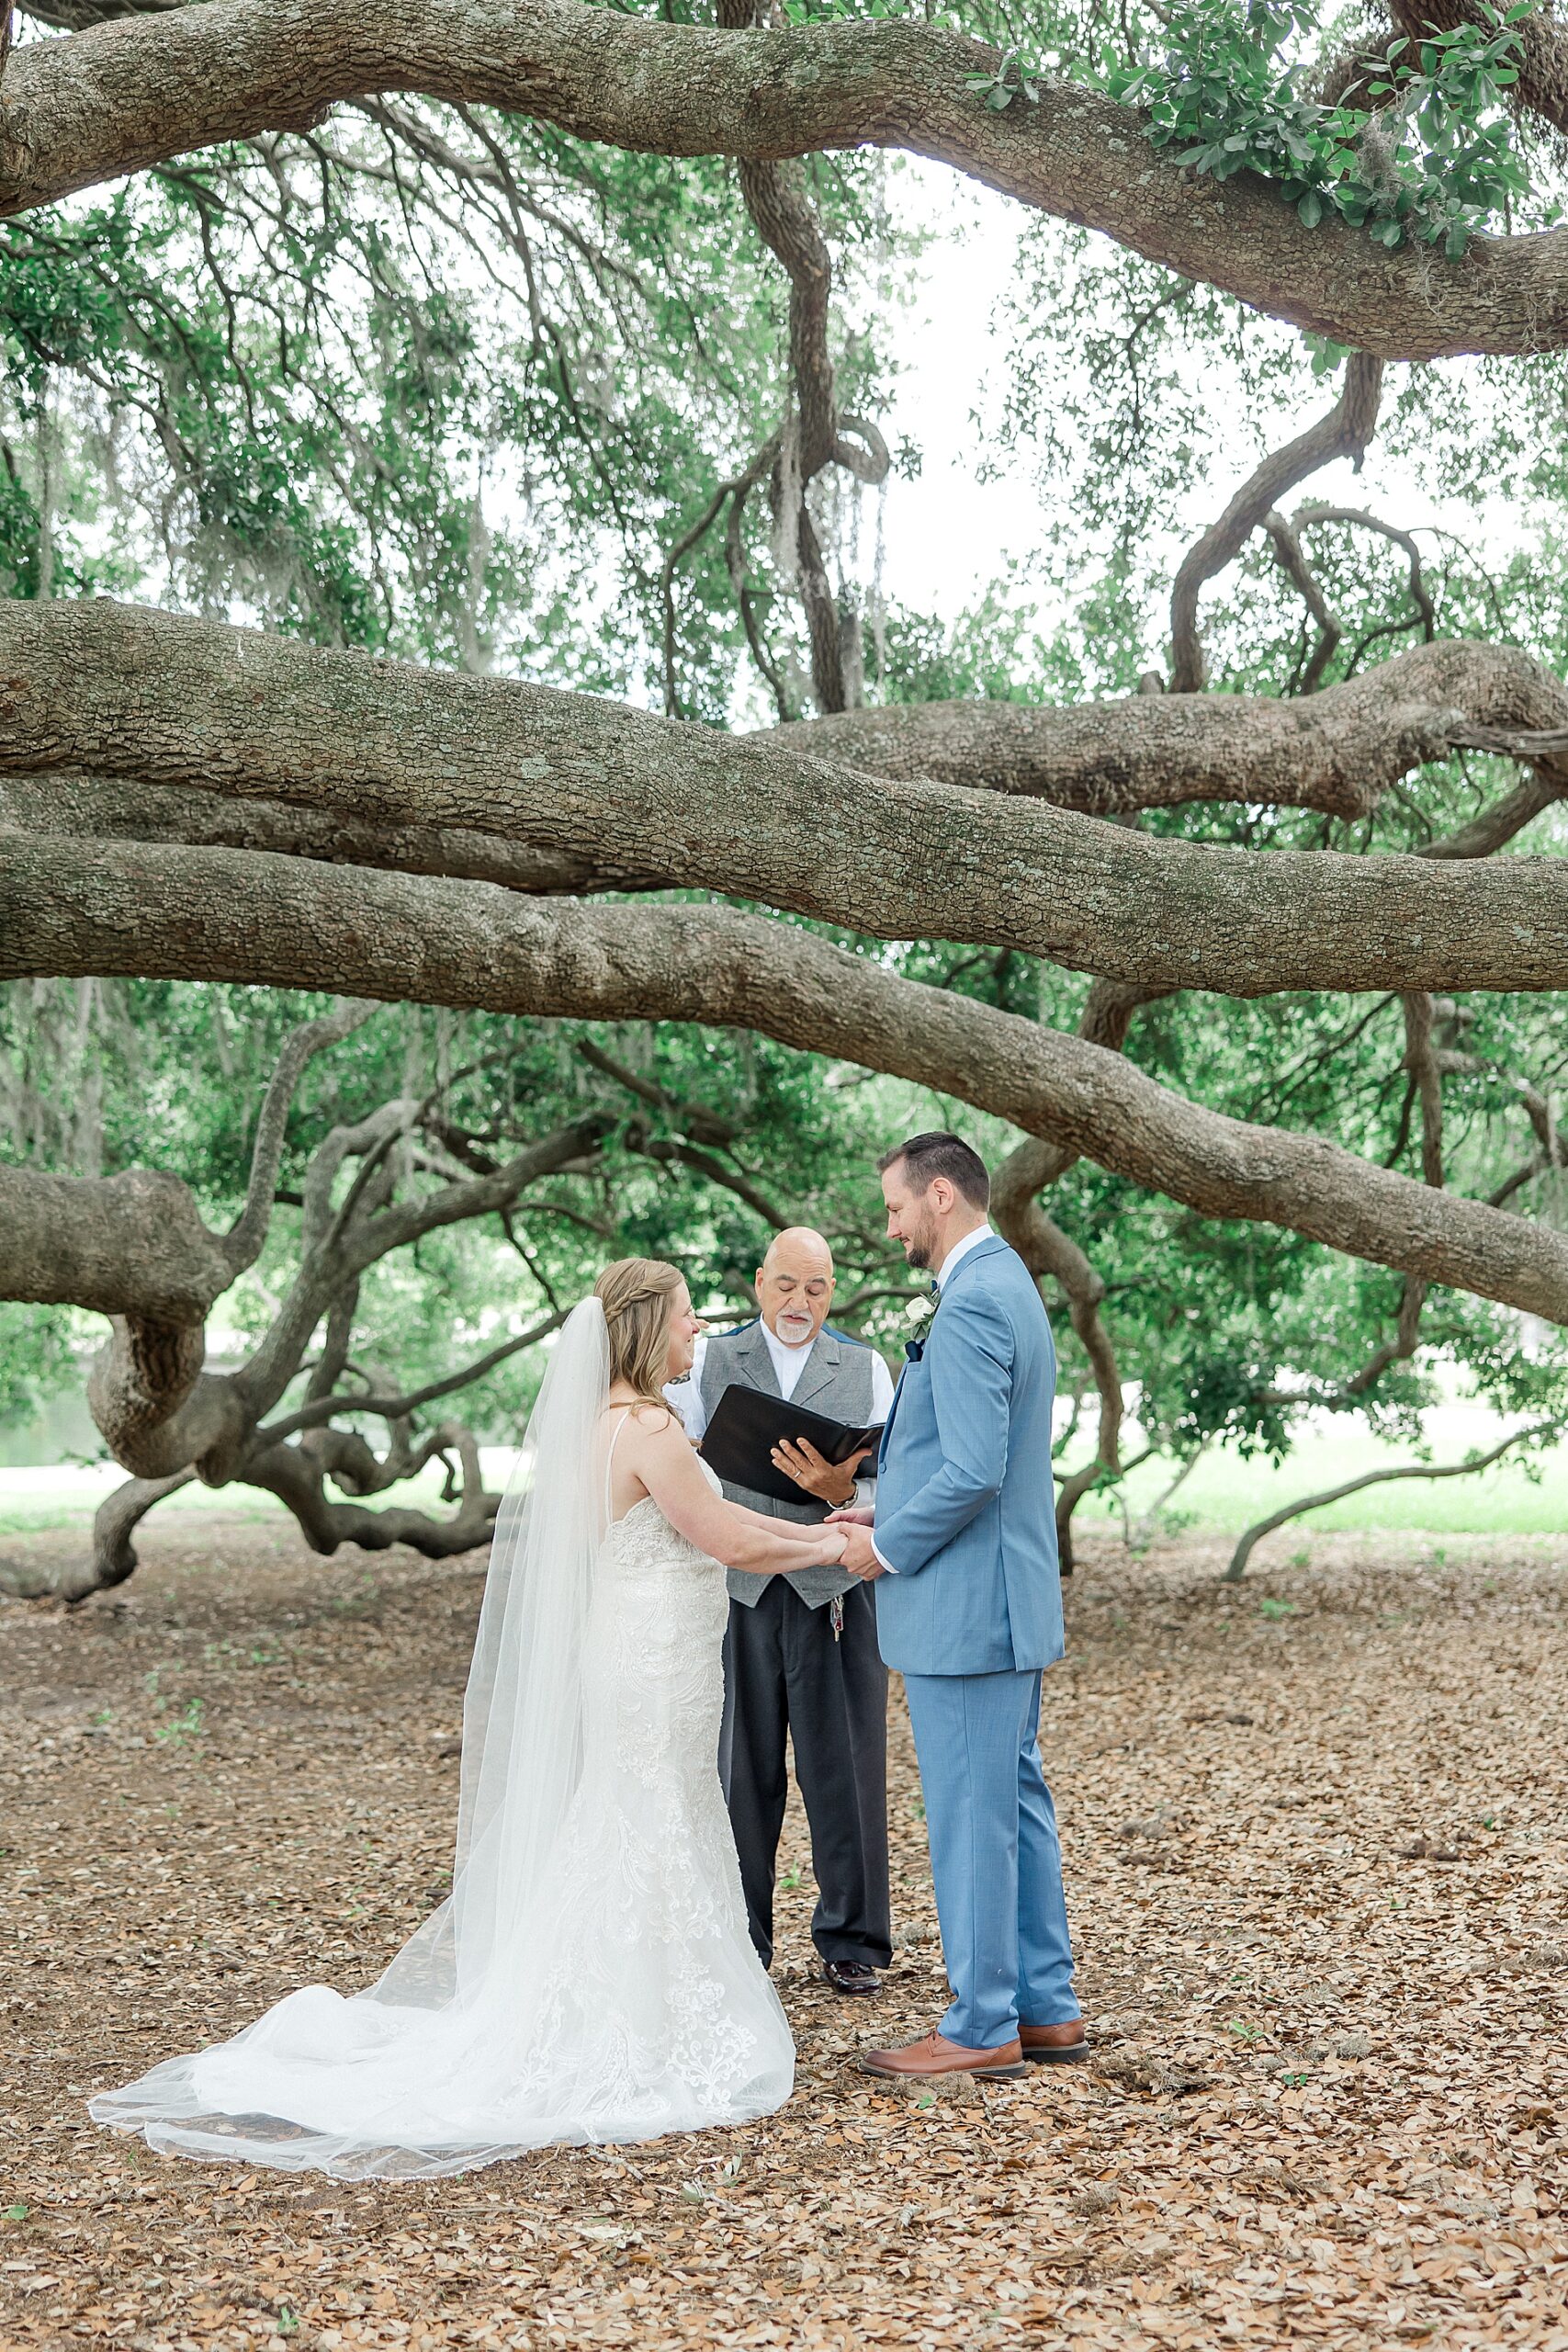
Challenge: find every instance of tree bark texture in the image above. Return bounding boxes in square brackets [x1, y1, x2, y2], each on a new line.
[3, 602, 1565, 998]
[7, 5, 1568, 356]
[8, 833, 1568, 1327]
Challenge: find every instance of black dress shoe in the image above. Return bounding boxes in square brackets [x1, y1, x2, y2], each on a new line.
[822, 1958, 881, 1996]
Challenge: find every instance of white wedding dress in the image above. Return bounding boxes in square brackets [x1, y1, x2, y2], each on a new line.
[90, 1306, 795, 2177]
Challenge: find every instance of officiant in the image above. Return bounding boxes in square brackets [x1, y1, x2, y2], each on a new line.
[666, 1228, 897, 1996]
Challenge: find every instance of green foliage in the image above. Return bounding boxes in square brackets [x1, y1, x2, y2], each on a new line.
[3, 19, 1566, 1516]
[0, 1302, 76, 1435]
[965, 47, 1044, 109]
[0, 121, 908, 709]
[1090, 0, 1533, 257]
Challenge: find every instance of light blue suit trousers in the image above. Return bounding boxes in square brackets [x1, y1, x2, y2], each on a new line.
[901, 1668, 1077, 2048]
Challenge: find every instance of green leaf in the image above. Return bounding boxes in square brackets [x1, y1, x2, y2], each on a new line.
[1297, 189, 1325, 226]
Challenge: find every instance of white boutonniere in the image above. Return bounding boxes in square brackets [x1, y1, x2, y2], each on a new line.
[904, 1293, 937, 1326]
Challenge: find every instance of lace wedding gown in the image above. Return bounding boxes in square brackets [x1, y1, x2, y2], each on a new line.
[90, 1379, 795, 2178]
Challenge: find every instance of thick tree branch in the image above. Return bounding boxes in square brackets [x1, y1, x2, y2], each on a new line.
[7, 6, 1568, 356]
[764, 638, 1568, 825]
[0, 1163, 233, 1321]
[12, 836, 1568, 1326]
[0, 770, 626, 892]
[5, 604, 1567, 997]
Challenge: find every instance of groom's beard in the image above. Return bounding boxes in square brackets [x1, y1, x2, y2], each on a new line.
[902, 1214, 939, 1271]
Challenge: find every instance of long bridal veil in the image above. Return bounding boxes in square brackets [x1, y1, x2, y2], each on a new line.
[90, 1297, 615, 2178]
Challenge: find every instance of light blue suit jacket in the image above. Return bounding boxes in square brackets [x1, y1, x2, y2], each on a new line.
[873, 1235, 1063, 1677]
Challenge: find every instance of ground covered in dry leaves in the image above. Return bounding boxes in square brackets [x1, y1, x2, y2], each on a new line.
[3, 1515, 1567, 2351]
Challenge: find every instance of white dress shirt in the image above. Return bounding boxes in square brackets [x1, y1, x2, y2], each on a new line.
[873, 1222, 996, 1574]
[931, 1220, 995, 1289]
[666, 1327, 896, 1506]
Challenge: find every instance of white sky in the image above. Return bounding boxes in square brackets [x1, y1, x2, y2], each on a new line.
[870, 159, 1531, 644]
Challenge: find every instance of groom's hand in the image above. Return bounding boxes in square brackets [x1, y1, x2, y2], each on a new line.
[833, 1522, 886, 1581]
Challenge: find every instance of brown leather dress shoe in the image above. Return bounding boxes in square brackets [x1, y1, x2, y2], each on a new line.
[860, 2030, 1027, 2081]
[1020, 2020, 1089, 2064]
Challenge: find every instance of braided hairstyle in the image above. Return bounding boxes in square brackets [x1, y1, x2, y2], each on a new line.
[593, 1257, 685, 1408]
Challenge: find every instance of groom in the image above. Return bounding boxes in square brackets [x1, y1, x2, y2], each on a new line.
[829, 1132, 1087, 2079]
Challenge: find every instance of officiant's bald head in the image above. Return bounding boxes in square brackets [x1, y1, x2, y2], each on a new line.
[756, 1227, 836, 1350]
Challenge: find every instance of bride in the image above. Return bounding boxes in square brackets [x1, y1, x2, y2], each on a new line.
[90, 1258, 848, 2177]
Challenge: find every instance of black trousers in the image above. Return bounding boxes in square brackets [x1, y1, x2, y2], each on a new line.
[717, 1575, 892, 1972]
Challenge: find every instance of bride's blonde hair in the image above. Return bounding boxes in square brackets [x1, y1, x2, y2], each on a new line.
[594, 1257, 685, 1408]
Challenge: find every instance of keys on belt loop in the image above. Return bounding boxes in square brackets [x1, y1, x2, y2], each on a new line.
[829, 1593, 844, 1641]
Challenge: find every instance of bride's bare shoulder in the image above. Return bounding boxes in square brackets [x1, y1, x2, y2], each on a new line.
[608, 1398, 691, 1452]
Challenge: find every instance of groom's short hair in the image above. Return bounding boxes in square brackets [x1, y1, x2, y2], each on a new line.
[878, 1131, 990, 1209]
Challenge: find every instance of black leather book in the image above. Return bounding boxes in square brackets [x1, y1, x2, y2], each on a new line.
[698, 1383, 884, 1508]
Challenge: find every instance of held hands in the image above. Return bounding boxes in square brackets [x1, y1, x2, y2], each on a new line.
[822, 1505, 884, 1582]
[770, 1434, 870, 1507]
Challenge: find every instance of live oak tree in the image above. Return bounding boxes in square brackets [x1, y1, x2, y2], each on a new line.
[0, 989, 912, 1596]
[3, 0, 1568, 1591]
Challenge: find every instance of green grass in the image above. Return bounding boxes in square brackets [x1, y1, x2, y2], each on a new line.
[5, 1418, 1567, 1544]
[1082, 1412, 1568, 1539]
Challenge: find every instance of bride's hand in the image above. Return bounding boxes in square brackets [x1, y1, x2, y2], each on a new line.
[818, 1526, 850, 1563]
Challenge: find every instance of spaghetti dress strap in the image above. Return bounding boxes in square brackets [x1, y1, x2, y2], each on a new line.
[604, 1407, 633, 1522]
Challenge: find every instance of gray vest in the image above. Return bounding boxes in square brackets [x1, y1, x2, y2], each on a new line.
[700, 1322, 877, 1611]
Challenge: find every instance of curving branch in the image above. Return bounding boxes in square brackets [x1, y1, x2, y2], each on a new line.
[1223, 1417, 1564, 1582]
[991, 1166, 1123, 1575]
[1402, 989, 1446, 1190]
[1295, 503, 1437, 643]
[1263, 507, 1343, 695]
[660, 435, 780, 720]
[1422, 772, 1568, 860]
[7, 6, 1568, 358]
[257, 1308, 570, 1447]
[15, 835, 1568, 1324]
[242, 1419, 500, 1560]
[1264, 500, 1438, 696]
[23, 1084, 613, 1595]
[715, 0, 891, 715]
[6, 603, 1568, 997]
[576, 1035, 791, 1224]
[1342, 1272, 1427, 1401]
[224, 1001, 375, 1272]
[761, 636, 1568, 827]
[1168, 355, 1384, 693]
[990, 979, 1167, 1569]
